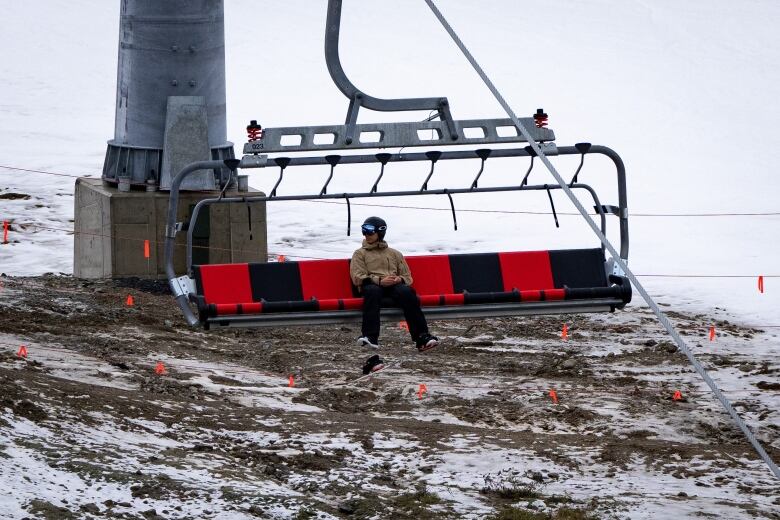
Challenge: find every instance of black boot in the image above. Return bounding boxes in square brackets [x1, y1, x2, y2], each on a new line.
[416, 333, 439, 352]
[362, 354, 385, 375]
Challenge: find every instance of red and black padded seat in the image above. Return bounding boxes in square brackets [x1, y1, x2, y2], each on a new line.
[192, 248, 630, 321]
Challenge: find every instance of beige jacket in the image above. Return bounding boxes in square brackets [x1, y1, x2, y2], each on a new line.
[350, 240, 413, 288]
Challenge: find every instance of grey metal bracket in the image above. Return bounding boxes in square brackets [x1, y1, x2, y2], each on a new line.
[595, 204, 623, 217]
[239, 154, 267, 168]
[242, 118, 555, 154]
[170, 275, 196, 298]
[605, 257, 627, 278]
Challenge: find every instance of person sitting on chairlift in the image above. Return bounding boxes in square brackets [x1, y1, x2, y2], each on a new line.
[350, 216, 439, 374]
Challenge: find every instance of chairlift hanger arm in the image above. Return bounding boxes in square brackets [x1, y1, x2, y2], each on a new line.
[325, 0, 457, 143]
[326, 0, 450, 114]
[241, 1, 554, 154]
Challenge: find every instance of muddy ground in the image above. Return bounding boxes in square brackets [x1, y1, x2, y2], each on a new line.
[0, 274, 779, 519]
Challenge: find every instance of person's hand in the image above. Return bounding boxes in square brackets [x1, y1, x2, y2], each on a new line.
[380, 276, 400, 287]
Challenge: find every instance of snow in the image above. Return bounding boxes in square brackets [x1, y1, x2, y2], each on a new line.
[0, 0, 778, 326]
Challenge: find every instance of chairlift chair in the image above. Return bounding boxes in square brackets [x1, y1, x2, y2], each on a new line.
[164, 0, 632, 328]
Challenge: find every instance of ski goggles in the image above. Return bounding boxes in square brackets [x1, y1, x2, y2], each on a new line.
[361, 223, 386, 235]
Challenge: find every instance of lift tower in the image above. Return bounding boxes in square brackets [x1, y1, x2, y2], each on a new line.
[74, 0, 266, 278]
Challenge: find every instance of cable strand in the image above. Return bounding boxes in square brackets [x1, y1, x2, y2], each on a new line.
[423, 0, 779, 479]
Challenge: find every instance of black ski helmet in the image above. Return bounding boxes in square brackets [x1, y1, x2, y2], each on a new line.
[362, 216, 387, 240]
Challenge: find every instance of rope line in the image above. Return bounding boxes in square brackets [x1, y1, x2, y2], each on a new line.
[2, 167, 779, 219]
[0, 165, 91, 179]
[423, 0, 779, 479]
[3, 221, 778, 278]
[300, 199, 780, 218]
[2, 221, 779, 277]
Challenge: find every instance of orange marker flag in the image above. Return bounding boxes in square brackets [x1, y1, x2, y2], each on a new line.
[417, 383, 428, 399]
[17, 345, 28, 359]
[758, 276, 764, 294]
[277, 254, 286, 263]
[672, 390, 683, 401]
[561, 323, 569, 340]
[399, 321, 409, 331]
[709, 326, 716, 342]
[143, 239, 150, 259]
[2, 220, 8, 244]
[154, 361, 167, 375]
[288, 375, 295, 387]
[549, 389, 559, 404]
[126, 294, 134, 306]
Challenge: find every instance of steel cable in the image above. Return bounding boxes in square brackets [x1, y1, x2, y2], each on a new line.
[424, 0, 779, 479]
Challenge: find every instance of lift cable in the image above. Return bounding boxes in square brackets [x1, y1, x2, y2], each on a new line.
[423, 0, 779, 479]
[2, 164, 778, 218]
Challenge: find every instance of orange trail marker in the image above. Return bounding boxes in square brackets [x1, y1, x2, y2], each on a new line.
[709, 326, 716, 341]
[143, 239, 150, 259]
[288, 375, 295, 388]
[154, 361, 167, 375]
[126, 294, 134, 306]
[561, 323, 569, 340]
[549, 389, 559, 404]
[399, 320, 409, 331]
[758, 275, 764, 293]
[277, 254, 286, 263]
[17, 345, 28, 359]
[417, 383, 428, 399]
[2, 220, 8, 243]
[672, 390, 683, 401]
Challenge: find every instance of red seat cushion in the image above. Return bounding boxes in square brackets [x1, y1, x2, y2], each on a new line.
[299, 259, 353, 300]
[406, 255, 454, 295]
[199, 264, 253, 304]
[498, 251, 554, 291]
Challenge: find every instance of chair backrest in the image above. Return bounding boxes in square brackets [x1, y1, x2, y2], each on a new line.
[194, 248, 606, 305]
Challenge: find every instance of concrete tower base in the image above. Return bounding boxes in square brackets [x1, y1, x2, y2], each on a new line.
[74, 177, 267, 279]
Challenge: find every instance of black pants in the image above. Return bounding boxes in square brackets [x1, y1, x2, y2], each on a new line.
[361, 283, 428, 342]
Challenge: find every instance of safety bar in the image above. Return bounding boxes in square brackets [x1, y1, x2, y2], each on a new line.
[239, 144, 628, 257]
[166, 146, 628, 325]
[185, 182, 608, 274]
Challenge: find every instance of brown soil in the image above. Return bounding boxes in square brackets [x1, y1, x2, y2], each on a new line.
[1, 274, 778, 519]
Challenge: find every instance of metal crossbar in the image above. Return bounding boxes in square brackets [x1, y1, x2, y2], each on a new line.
[184, 181, 610, 274]
[242, 118, 554, 154]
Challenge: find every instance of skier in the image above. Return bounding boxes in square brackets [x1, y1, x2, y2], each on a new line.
[350, 216, 439, 374]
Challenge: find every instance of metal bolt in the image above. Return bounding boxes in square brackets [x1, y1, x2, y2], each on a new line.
[171, 45, 179, 52]
[189, 80, 196, 87]
[171, 80, 178, 86]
